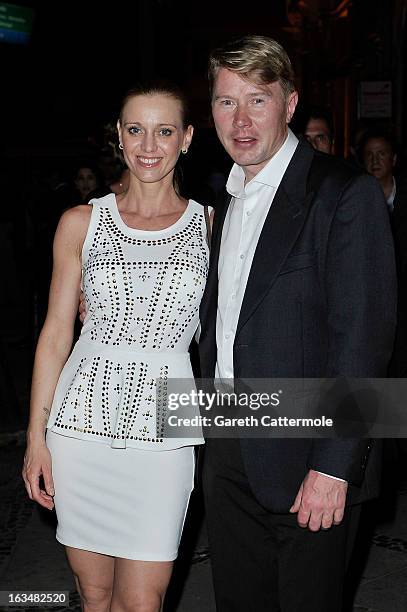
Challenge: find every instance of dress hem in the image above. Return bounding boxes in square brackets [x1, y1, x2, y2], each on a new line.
[46, 426, 204, 451]
[55, 534, 178, 562]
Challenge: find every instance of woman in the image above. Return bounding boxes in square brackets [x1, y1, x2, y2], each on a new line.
[22, 82, 208, 612]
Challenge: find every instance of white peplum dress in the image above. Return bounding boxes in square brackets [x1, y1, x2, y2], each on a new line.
[46, 193, 207, 561]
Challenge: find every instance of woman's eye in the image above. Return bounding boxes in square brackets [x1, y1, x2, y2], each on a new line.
[253, 98, 264, 104]
[128, 126, 142, 135]
[159, 128, 173, 136]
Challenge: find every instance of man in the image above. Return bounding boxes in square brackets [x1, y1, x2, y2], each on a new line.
[303, 105, 335, 154]
[198, 35, 396, 611]
[360, 129, 398, 210]
[359, 129, 407, 379]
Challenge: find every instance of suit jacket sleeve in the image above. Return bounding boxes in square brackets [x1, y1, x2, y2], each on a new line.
[308, 173, 397, 483]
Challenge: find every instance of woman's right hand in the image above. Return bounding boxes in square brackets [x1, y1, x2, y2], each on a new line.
[22, 441, 55, 510]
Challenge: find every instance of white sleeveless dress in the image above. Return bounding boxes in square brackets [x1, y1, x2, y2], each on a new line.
[46, 193, 208, 561]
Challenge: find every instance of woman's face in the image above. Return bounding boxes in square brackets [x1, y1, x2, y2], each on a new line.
[75, 167, 98, 200]
[117, 93, 193, 187]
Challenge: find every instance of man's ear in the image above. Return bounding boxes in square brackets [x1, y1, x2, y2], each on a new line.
[286, 91, 299, 124]
[393, 153, 397, 168]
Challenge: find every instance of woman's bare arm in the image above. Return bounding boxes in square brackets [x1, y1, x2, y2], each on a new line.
[23, 205, 90, 509]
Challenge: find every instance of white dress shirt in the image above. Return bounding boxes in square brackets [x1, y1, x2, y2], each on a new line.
[387, 177, 397, 211]
[215, 128, 343, 482]
[216, 128, 298, 380]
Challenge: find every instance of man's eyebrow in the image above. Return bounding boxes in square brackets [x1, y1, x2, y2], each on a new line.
[214, 90, 271, 100]
[247, 90, 271, 96]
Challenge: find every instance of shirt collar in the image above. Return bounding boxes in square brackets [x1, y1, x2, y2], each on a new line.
[226, 128, 299, 199]
[387, 176, 397, 208]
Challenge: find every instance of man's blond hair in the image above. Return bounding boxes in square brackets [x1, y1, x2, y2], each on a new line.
[208, 35, 296, 100]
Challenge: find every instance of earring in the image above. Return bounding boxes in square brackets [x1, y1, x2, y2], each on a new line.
[119, 143, 123, 150]
[181, 148, 188, 154]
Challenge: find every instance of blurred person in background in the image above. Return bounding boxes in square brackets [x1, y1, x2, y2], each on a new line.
[360, 129, 407, 378]
[359, 129, 399, 210]
[303, 106, 334, 154]
[292, 104, 335, 155]
[71, 161, 107, 203]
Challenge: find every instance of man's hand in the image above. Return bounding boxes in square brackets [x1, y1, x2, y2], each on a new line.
[289, 469, 348, 532]
[78, 291, 86, 323]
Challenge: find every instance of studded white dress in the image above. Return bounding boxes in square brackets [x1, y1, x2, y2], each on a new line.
[46, 193, 207, 561]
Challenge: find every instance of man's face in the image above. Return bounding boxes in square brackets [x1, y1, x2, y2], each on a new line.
[363, 137, 396, 182]
[304, 118, 333, 154]
[211, 68, 298, 182]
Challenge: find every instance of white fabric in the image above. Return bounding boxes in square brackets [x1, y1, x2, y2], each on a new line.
[47, 193, 207, 450]
[387, 176, 396, 210]
[216, 129, 298, 380]
[47, 430, 194, 560]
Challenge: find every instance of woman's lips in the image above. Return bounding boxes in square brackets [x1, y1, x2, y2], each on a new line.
[137, 156, 162, 168]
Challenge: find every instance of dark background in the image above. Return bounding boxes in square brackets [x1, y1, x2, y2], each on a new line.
[2, 0, 406, 158]
[1, 7, 407, 610]
[1, 0, 407, 431]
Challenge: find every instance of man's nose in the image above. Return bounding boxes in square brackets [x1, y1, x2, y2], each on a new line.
[369, 152, 382, 164]
[233, 105, 252, 128]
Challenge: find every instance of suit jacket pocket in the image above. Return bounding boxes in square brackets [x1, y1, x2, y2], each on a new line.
[278, 252, 315, 275]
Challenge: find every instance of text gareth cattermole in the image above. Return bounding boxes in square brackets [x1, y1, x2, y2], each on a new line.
[167, 415, 334, 428]
[167, 390, 282, 411]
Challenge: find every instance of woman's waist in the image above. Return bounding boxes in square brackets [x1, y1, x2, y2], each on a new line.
[72, 337, 190, 358]
[79, 318, 197, 351]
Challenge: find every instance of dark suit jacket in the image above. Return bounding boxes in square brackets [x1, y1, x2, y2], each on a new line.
[389, 179, 407, 376]
[198, 139, 397, 513]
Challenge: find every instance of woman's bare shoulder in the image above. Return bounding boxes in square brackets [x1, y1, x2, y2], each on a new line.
[55, 205, 92, 246]
[62, 204, 92, 221]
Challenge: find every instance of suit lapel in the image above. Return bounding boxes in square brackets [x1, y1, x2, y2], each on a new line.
[199, 194, 231, 334]
[236, 140, 315, 336]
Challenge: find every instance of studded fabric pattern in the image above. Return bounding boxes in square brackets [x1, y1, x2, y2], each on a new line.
[47, 194, 208, 449]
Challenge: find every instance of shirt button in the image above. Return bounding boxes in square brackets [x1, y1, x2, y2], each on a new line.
[246, 210, 251, 216]
[225, 334, 230, 340]
[240, 254, 245, 259]
[231, 294, 236, 300]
